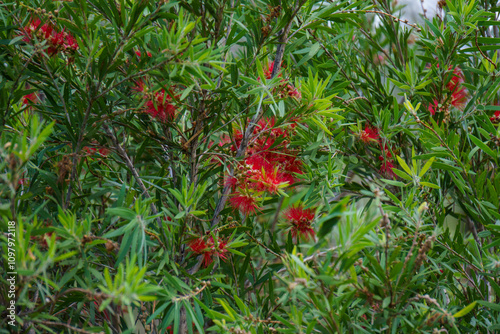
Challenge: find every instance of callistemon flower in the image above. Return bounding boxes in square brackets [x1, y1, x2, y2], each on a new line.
[359, 124, 379, 144]
[447, 67, 467, 108]
[22, 19, 52, 42]
[379, 145, 396, 178]
[84, 146, 109, 159]
[428, 99, 439, 116]
[428, 66, 468, 114]
[284, 205, 315, 240]
[64, 33, 79, 52]
[490, 110, 500, 124]
[145, 89, 177, 122]
[287, 84, 301, 99]
[135, 50, 152, 58]
[229, 191, 259, 214]
[189, 236, 228, 267]
[379, 158, 396, 178]
[251, 165, 289, 194]
[22, 92, 38, 106]
[22, 19, 78, 56]
[264, 62, 275, 79]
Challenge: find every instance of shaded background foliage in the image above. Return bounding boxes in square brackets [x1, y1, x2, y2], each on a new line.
[1, 0, 500, 333]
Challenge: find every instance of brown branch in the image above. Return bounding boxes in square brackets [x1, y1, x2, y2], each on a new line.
[475, 30, 497, 69]
[103, 122, 169, 249]
[210, 0, 304, 227]
[31, 320, 96, 334]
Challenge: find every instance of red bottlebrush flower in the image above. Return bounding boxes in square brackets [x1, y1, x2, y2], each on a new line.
[224, 176, 238, 189]
[98, 148, 109, 156]
[264, 62, 275, 79]
[47, 30, 65, 55]
[135, 50, 152, 58]
[22, 19, 40, 42]
[145, 89, 177, 122]
[447, 68, 467, 107]
[22, 19, 53, 42]
[84, 146, 97, 155]
[429, 66, 468, 115]
[64, 33, 78, 52]
[378, 145, 396, 178]
[22, 92, 38, 106]
[379, 158, 396, 178]
[207, 236, 228, 263]
[251, 166, 289, 194]
[84, 146, 108, 159]
[359, 124, 379, 144]
[189, 236, 228, 267]
[229, 192, 259, 214]
[133, 80, 146, 93]
[284, 205, 315, 240]
[490, 110, 500, 124]
[428, 99, 439, 116]
[40, 23, 54, 40]
[287, 84, 301, 99]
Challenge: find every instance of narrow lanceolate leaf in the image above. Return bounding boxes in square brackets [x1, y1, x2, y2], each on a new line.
[418, 157, 435, 177]
[468, 134, 497, 159]
[396, 156, 413, 176]
[453, 301, 477, 318]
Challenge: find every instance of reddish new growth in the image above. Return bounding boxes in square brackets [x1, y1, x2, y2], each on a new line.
[428, 66, 468, 115]
[221, 117, 304, 214]
[22, 18, 79, 56]
[284, 205, 316, 240]
[490, 110, 500, 124]
[189, 236, 228, 267]
[359, 124, 379, 144]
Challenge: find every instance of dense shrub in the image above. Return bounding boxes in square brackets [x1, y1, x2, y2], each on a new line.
[1, 0, 500, 333]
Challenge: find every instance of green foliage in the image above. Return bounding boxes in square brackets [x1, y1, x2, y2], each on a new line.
[1, 0, 500, 333]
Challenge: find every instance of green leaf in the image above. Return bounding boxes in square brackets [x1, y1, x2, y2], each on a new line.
[418, 157, 435, 177]
[396, 156, 413, 176]
[317, 197, 348, 238]
[453, 301, 477, 318]
[419, 182, 440, 189]
[469, 134, 497, 159]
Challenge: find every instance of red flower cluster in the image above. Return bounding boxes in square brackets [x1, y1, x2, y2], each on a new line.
[428, 66, 468, 115]
[145, 89, 177, 122]
[490, 110, 500, 124]
[378, 145, 396, 178]
[22, 92, 39, 106]
[263, 62, 301, 100]
[356, 124, 395, 178]
[135, 50, 152, 58]
[223, 117, 303, 214]
[134, 82, 177, 122]
[359, 124, 379, 144]
[284, 205, 315, 240]
[189, 236, 228, 267]
[22, 19, 78, 56]
[84, 146, 109, 157]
